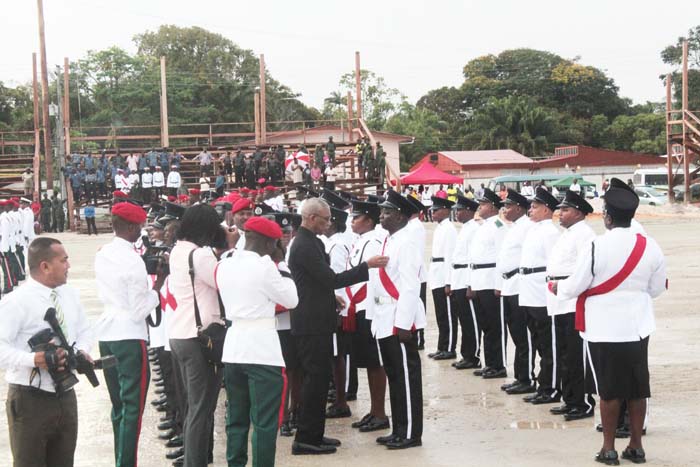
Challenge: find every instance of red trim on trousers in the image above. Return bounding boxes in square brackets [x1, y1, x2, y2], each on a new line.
[134, 340, 148, 467]
[278, 367, 288, 428]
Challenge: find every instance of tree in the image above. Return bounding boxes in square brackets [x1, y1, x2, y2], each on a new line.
[384, 103, 448, 170]
[338, 70, 404, 130]
[661, 25, 700, 111]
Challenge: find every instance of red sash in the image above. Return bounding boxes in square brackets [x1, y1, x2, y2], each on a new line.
[575, 234, 646, 332]
[342, 284, 367, 332]
[378, 237, 415, 335]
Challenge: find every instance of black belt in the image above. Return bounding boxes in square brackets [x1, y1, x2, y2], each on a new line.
[431, 257, 444, 263]
[453, 264, 469, 269]
[502, 268, 519, 279]
[519, 266, 546, 275]
[546, 275, 569, 281]
[470, 263, 496, 270]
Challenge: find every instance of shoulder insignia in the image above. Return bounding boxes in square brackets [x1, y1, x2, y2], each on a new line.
[495, 219, 503, 228]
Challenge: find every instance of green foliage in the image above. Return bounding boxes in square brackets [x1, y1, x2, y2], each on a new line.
[384, 103, 447, 170]
[661, 25, 700, 111]
[337, 69, 405, 130]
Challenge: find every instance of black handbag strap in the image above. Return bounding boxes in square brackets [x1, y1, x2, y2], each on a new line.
[146, 304, 162, 327]
[188, 248, 227, 330]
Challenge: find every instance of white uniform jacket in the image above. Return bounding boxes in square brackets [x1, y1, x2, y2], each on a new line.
[545, 220, 596, 316]
[519, 219, 560, 307]
[558, 227, 666, 343]
[495, 215, 533, 296]
[448, 219, 480, 290]
[428, 218, 457, 290]
[370, 227, 426, 339]
[346, 230, 382, 319]
[218, 251, 298, 366]
[467, 215, 508, 291]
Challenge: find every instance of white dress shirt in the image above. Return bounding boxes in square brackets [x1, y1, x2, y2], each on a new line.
[94, 237, 160, 341]
[518, 219, 560, 307]
[448, 219, 480, 290]
[467, 215, 508, 291]
[166, 171, 181, 189]
[495, 215, 533, 296]
[141, 172, 153, 188]
[428, 218, 457, 290]
[219, 251, 298, 366]
[327, 232, 350, 316]
[0, 212, 12, 252]
[405, 217, 427, 283]
[370, 227, 426, 339]
[545, 220, 596, 316]
[0, 278, 92, 392]
[22, 207, 35, 244]
[152, 171, 165, 187]
[558, 227, 666, 342]
[346, 230, 382, 317]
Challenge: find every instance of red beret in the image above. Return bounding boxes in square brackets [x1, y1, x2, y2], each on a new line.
[264, 185, 277, 192]
[240, 187, 250, 194]
[189, 188, 201, 195]
[10, 200, 19, 208]
[178, 194, 189, 202]
[249, 190, 258, 196]
[113, 190, 128, 199]
[231, 198, 254, 214]
[10, 197, 19, 203]
[112, 202, 147, 224]
[244, 216, 282, 239]
[257, 177, 266, 184]
[167, 195, 176, 202]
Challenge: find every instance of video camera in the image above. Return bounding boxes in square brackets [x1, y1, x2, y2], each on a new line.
[27, 307, 117, 394]
[141, 234, 171, 275]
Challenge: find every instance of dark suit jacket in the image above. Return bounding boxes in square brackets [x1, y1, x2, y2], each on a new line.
[289, 226, 369, 335]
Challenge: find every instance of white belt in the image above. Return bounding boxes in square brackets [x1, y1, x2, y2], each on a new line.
[374, 296, 397, 305]
[230, 317, 276, 330]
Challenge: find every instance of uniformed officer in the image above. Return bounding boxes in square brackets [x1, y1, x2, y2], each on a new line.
[218, 216, 299, 467]
[448, 195, 481, 370]
[346, 199, 390, 433]
[404, 195, 428, 350]
[372, 190, 425, 450]
[467, 188, 508, 377]
[496, 189, 535, 394]
[546, 190, 597, 420]
[141, 166, 153, 202]
[95, 202, 166, 466]
[428, 196, 458, 360]
[555, 178, 666, 465]
[519, 187, 562, 404]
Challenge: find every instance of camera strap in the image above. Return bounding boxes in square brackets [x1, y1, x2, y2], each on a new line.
[146, 304, 162, 327]
[188, 248, 227, 330]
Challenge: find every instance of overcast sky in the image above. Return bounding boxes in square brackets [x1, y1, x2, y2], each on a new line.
[2, 0, 697, 110]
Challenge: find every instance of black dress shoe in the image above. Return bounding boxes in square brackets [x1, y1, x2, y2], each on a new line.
[159, 429, 175, 440]
[500, 380, 519, 391]
[155, 387, 166, 395]
[351, 413, 373, 428]
[151, 396, 168, 407]
[530, 394, 561, 405]
[160, 415, 173, 423]
[166, 447, 184, 460]
[427, 350, 443, 359]
[158, 419, 176, 431]
[172, 456, 184, 467]
[565, 408, 594, 421]
[359, 416, 390, 432]
[549, 404, 573, 415]
[326, 405, 351, 418]
[280, 421, 294, 437]
[156, 403, 171, 413]
[291, 441, 337, 455]
[155, 381, 165, 388]
[621, 447, 646, 464]
[321, 437, 341, 447]
[523, 393, 540, 403]
[433, 351, 457, 360]
[451, 359, 465, 368]
[506, 382, 537, 395]
[386, 437, 422, 450]
[346, 393, 357, 401]
[153, 376, 163, 383]
[376, 433, 400, 445]
[165, 435, 183, 448]
[473, 366, 491, 377]
[454, 360, 481, 370]
[482, 367, 507, 379]
[595, 449, 620, 465]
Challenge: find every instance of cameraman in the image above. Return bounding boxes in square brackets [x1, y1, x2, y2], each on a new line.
[168, 204, 236, 467]
[0, 237, 94, 467]
[95, 202, 166, 467]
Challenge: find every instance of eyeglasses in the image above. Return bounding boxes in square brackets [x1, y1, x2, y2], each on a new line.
[313, 214, 331, 222]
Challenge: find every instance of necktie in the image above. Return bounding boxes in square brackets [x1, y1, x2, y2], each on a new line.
[50, 289, 69, 342]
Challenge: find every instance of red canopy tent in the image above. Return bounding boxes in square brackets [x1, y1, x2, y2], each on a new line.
[400, 161, 463, 185]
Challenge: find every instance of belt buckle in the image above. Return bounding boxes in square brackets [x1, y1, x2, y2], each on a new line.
[374, 297, 380, 305]
[519, 268, 526, 274]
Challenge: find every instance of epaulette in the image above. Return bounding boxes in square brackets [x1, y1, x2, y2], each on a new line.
[494, 219, 504, 228]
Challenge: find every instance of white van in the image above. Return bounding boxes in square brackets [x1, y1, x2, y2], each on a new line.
[632, 168, 679, 191]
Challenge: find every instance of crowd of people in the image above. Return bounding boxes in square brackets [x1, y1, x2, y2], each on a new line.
[0, 172, 667, 467]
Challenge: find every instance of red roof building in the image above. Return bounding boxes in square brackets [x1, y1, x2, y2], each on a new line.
[410, 150, 533, 179]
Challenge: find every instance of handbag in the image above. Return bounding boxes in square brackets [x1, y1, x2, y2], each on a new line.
[189, 249, 229, 365]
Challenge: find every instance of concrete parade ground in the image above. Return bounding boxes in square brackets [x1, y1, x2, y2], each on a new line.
[0, 213, 698, 467]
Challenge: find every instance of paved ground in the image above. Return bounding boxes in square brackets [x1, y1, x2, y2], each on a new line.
[0, 214, 698, 466]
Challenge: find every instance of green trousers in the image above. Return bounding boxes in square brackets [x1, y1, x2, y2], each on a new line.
[224, 363, 285, 467]
[99, 339, 150, 467]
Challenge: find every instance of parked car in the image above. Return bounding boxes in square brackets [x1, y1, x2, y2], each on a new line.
[634, 187, 667, 206]
[673, 184, 700, 201]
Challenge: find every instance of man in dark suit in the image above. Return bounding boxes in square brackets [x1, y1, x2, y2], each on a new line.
[289, 197, 388, 455]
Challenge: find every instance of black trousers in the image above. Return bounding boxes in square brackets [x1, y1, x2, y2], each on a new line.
[475, 289, 505, 370]
[294, 334, 333, 445]
[417, 283, 426, 347]
[504, 294, 534, 384]
[432, 287, 457, 352]
[15, 246, 25, 280]
[86, 217, 97, 235]
[378, 334, 423, 441]
[155, 348, 182, 434]
[5, 250, 21, 286]
[452, 289, 481, 362]
[555, 313, 595, 411]
[525, 306, 560, 397]
[346, 353, 358, 396]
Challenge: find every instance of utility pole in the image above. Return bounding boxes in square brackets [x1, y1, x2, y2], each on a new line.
[666, 73, 674, 204]
[32, 53, 41, 200]
[37, 0, 54, 190]
[355, 51, 362, 120]
[160, 56, 169, 148]
[259, 54, 267, 144]
[56, 65, 67, 201]
[63, 57, 71, 155]
[682, 40, 689, 204]
[254, 92, 261, 145]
